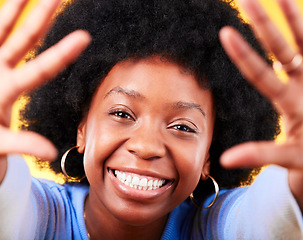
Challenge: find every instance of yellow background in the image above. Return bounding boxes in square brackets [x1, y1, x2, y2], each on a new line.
[0, 0, 302, 182]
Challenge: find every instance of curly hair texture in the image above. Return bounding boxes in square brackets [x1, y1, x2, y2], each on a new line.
[21, 0, 280, 198]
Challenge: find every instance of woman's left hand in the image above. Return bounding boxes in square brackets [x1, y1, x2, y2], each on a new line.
[219, 0, 303, 210]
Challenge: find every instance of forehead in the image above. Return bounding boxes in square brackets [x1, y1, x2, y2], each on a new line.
[103, 57, 210, 94]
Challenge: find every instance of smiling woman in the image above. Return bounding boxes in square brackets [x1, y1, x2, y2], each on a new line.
[1, 0, 303, 239]
[0, 0, 297, 183]
[5, 0, 302, 182]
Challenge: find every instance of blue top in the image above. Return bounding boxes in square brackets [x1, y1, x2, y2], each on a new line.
[0, 155, 302, 239]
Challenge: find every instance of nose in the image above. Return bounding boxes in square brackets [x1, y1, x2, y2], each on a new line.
[125, 122, 166, 160]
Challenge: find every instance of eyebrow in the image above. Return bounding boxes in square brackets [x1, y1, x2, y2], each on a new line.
[172, 101, 206, 117]
[104, 87, 145, 99]
[104, 87, 206, 117]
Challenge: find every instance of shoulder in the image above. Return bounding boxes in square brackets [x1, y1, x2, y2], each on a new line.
[31, 178, 89, 206]
[30, 179, 90, 239]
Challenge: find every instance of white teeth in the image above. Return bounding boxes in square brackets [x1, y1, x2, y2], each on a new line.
[126, 175, 131, 183]
[132, 176, 140, 185]
[114, 170, 166, 191]
[153, 180, 158, 187]
[139, 178, 147, 188]
[148, 180, 153, 187]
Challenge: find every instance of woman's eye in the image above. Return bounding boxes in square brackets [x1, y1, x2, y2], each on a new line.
[109, 109, 134, 120]
[172, 124, 196, 133]
[110, 110, 133, 120]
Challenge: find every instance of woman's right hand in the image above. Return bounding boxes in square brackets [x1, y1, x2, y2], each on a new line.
[0, 0, 91, 171]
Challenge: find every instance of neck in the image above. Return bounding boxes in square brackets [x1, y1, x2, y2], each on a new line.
[84, 192, 168, 240]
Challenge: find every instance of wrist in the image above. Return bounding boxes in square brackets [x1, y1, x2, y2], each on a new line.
[0, 156, 7, 184]
[288, 170, 303, 212]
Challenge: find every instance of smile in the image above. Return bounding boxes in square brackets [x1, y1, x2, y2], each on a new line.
[114, 170, 167, 190]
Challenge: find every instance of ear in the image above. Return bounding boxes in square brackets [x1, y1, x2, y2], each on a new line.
[77, 119, 87, 154]
[200, 153, 211, 181]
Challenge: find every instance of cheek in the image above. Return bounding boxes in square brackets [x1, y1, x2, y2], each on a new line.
[171, 139, 209, 195]
[175, 137, 208, 167]
[82, 118, 129, 182]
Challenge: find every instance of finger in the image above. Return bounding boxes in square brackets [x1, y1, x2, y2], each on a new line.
[0, 0, 62, 67]
[0, 126, 57, 161]
[221, 141, 303, 170]
[0, 0, 29, 46]
[238, 0, 296, 65]
[220, 27, 286, 105]
[8, 30, 91, 100]
[278, 0, 303, 55]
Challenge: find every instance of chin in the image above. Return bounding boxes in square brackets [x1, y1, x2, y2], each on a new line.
[108, 201, 170, 227]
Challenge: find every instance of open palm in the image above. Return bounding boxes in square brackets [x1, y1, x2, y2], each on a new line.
[220, 0, 303, 209]
[0, 0, 90, 160]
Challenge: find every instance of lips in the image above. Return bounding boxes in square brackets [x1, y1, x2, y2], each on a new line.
[108, 168, 174, 200]
[114, 169, 167, 190]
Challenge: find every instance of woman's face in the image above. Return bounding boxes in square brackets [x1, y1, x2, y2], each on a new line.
[77, 57, 215, 225]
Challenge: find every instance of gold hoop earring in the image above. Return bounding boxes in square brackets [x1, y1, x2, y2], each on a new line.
[61, 146, 86, 182]
[190, 175, 219, 209]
